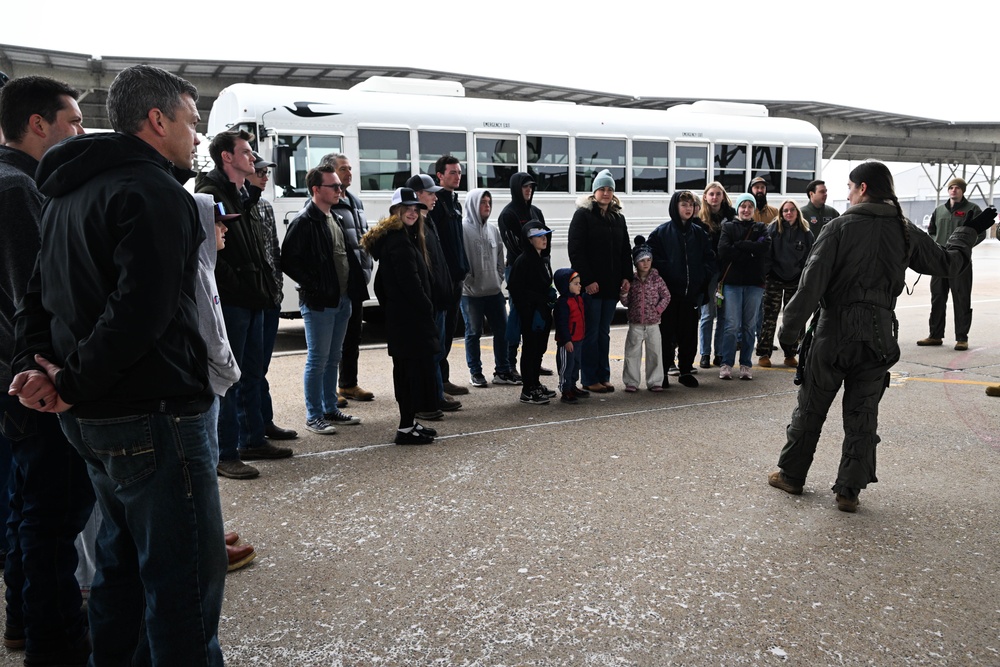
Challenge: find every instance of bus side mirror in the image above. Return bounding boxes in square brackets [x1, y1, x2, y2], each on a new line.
[273, 145, 292, 188]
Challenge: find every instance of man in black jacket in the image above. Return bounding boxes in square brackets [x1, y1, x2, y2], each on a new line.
[197, 129, 290, 477]
[281, 165, 362, 434]
[10, 64, 226, 666]
[428, 155, 470, 396]
[0, 74, 94, 666]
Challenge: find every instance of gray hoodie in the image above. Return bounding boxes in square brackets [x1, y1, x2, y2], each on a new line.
[461, 189, 505, 298]
[193, 194, 241, 396]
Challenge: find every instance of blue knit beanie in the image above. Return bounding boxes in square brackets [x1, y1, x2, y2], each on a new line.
[592, 169, 615, 192]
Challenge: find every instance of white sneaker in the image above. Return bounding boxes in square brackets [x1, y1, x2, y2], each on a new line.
[719, 364, 732, 380]
[739, 365, 753, 380]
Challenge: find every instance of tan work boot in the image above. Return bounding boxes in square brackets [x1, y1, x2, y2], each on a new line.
[916, 337, 943, 346]
[767, 471, 803, 495]
[985, 385, 1000, 397]
[758, 356, 772, 368]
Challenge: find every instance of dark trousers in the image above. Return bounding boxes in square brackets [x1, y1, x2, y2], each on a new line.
[556, 342, 582, 393]
[1, 395, 94, 654]
[778, 327, 895, 496]
[519, 313, 551, 391]
[928, 265, 974, 341]
[659, 299, 700, 375]
[259, 306, 280, 426]
[392, 356, 437, 428]
[338, 294, 365, 389]
[439, 284, 462, 384]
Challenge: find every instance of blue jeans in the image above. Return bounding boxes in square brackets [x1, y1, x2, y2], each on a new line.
[59, 411, 226, 666]
[301, 300, 353, 421]
[218, 305, 265, 461]
[722, 284, 764, 368]
[699, 271, 724, 357]
[1, 394, 94, 654]
[460, 293, 510, 376]
[581, 297, 617, 386]
[259, 306, 280, 426]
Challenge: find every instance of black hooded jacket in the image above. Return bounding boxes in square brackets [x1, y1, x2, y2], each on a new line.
[13, 132, 211, 417]
[195, 168, 277, 309]
[498, 172, 547, 267]
[647, 192, 715, 306]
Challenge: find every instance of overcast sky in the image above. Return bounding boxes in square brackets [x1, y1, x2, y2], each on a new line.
[3, 1, 996, 198]
[4, 1, 996, 122]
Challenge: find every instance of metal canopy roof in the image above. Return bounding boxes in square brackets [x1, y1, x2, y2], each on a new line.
[2, 42, 998, 166]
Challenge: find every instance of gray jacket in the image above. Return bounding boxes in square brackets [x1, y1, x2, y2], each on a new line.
[461, 189, 505, 298]
[193, 194, 241, 396]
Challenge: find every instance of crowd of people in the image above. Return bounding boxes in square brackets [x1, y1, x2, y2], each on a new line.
[0, 65, 997, 665]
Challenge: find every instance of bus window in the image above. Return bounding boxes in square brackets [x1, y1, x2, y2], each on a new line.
[476, 136, 519, 189]
[786, 147, 817, 194]
[576, 138, 625, 192]
[274, 135, 343, 198]
[359, 128, 411, 191]
[714, 144, 747, 195]
[751, 145, 783, 193]
[526, 135, 569, 192]
[632, 140, 669, 193]
[675, 145, 708, 192]
[419, 131, 468, 191]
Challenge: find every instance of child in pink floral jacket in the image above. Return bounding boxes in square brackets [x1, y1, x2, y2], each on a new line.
[619, 236, 671, 391]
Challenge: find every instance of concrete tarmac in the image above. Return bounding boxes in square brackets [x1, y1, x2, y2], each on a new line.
[7, 243, 1000, 666]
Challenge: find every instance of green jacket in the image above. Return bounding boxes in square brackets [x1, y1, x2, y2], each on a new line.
[929, 198, 984, 246]
[800, 202, 839, 237]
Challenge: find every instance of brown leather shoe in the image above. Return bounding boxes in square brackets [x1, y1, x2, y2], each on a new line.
[758, 356, 772, 368]
[954, 341, 969, 351]
[224, 531, 240, 546]
[227, 543, 256, 572]
[339, 385, 374, 401]
[442, 381, 470, 396]
[986, 385, 1000, 397]
[783, 356, 798, 368]
[768, 470, 803, 495]
[916, 337, 943, 346]
[336, 394, 348, 408]
[836, 494, 859, 513]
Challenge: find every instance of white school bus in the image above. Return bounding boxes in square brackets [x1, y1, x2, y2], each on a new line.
[206, 76, 823, 315]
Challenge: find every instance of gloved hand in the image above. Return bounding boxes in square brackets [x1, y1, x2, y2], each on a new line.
[966, 206, 997, 234]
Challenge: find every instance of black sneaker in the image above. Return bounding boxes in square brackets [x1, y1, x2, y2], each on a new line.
[560, 392, 579, 404]
[492, 371, 522, 386]
[322, 409, 361, 425]
[539, 366, 554, 376]
[395, 429, 434, 445]
[519, 388, 550, 405]
[540, 385, 557, 398]
[470, 373, 488, 388]
[572, 386, 590, 398]
[509, 370, 524, 384]
[699, 354, 711, 369]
